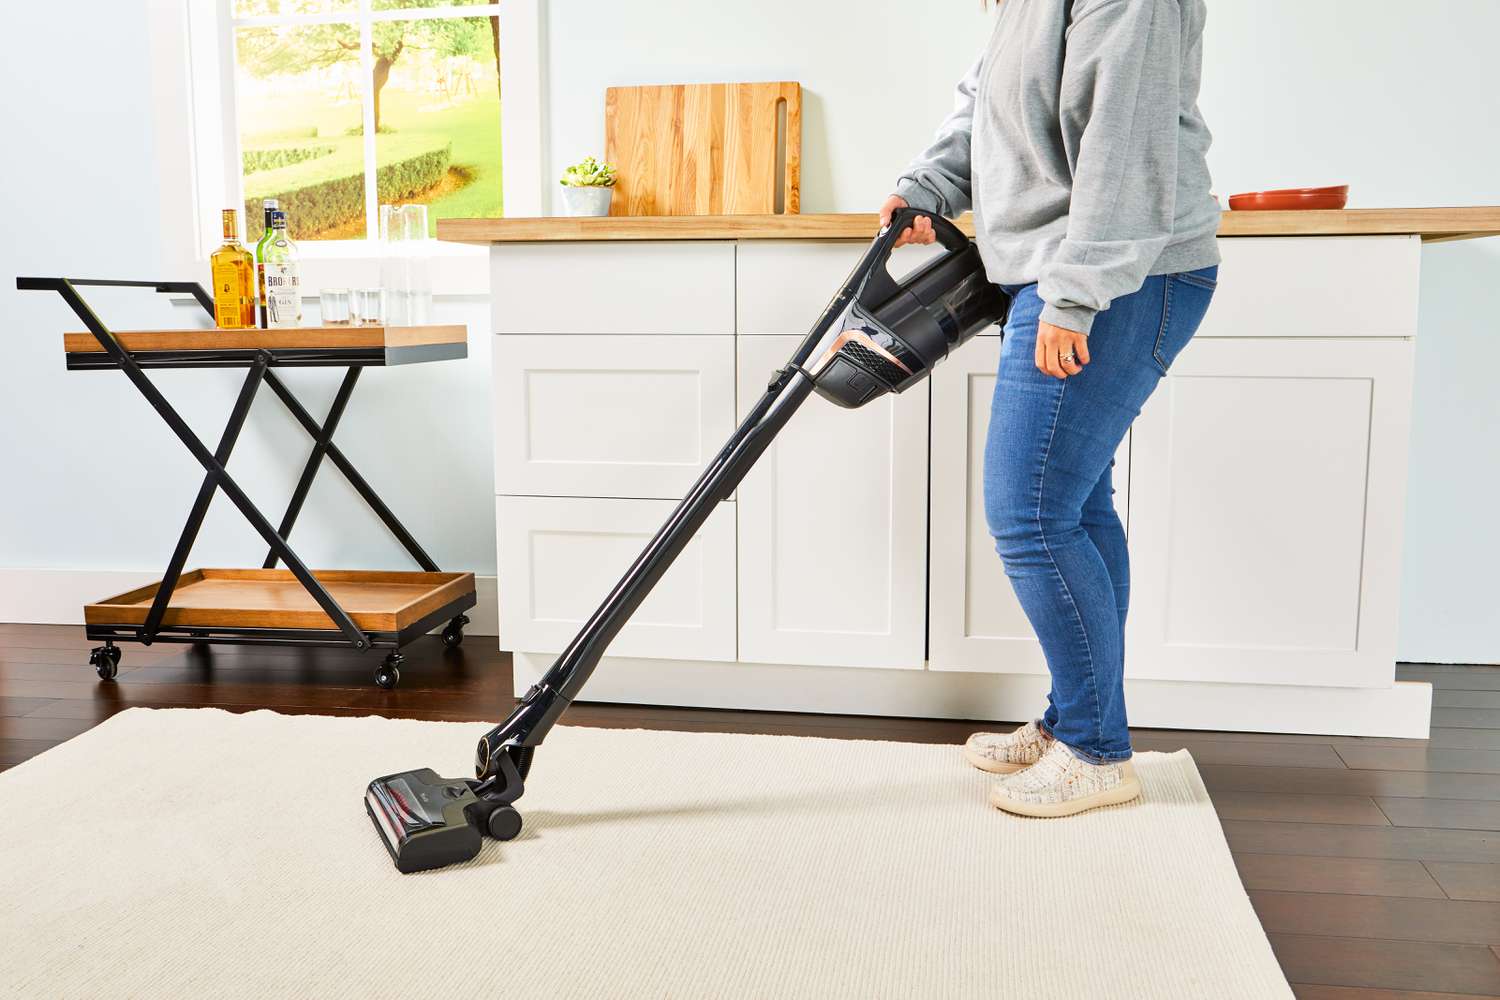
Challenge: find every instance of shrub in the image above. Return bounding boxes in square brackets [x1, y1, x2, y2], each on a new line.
[243, 145, 336, 175]
[377, 144, 452, 202]
[244, 138, 451, 238]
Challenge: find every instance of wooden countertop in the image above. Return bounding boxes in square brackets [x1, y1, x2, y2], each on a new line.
[439, 207, 1500, 244]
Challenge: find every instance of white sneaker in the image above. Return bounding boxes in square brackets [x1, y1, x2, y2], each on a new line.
[988, 740, 1142, 817]
[961, 720, 1051, 774]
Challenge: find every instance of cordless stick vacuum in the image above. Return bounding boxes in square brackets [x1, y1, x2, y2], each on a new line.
[365, 208, 1009, 873]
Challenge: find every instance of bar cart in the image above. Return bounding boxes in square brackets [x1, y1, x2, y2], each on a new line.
[18, 276, 477, 689]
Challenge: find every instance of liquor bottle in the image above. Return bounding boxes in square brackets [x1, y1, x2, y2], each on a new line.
[263, 210, 302, 329]
[255, 198, 278, 329]
[210, 209, 255, 329]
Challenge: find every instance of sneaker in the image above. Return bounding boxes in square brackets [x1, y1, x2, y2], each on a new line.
[988, 740, 1142, 817]
[962, 720, 1051, 774]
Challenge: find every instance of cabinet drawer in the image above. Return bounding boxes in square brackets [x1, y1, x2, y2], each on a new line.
[1204, 236, 1420, 338]
[736, 240, 947, 335]
[491, 241, 735, 334]
[495, 496, 736, 661]
[492, 335, 734, 499]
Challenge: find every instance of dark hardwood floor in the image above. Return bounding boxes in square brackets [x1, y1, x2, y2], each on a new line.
[3, 622, 1498, 998]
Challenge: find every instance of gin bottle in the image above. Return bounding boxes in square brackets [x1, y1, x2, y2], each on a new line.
[263, 210, 302, 329]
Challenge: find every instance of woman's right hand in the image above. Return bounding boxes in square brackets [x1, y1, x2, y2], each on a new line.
[879, 194, 937, 248]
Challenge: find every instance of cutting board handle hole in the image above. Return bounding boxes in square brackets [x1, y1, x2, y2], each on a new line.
[774, 98, 789, 215]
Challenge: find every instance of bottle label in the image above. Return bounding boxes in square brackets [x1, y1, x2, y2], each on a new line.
[213, 259, 250, 328]
[266, 263, 301, 328]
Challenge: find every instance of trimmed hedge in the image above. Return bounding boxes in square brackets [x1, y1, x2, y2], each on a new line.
[243, 145, 335, 175]
[378, 144, 452, 202]
[244, 141, 450, 238]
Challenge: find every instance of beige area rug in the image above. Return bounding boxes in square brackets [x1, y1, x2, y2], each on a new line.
[0, 708, 1289, 999]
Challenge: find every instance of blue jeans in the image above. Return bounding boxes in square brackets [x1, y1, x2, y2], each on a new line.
[983, 267, 1218, 763]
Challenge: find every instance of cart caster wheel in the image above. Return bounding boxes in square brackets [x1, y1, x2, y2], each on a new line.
[375, 654, 403, 690]
[90, 646, 120, 681]
[486, 805, 523, 842]
[441, 615, 469, 649]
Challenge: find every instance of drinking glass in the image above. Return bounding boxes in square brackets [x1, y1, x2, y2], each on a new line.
[353, 288, 385, 326]
[318, 288, 351, 325]
[380, 204, 432, 326]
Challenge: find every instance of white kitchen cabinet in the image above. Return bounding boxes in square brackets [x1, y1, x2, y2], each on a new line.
[492, 335, 734, 500]
[734, 336, 928, 669]
[495, 495, 737, 661]
[1124, 336, 1414, 688]
[927, 337, 1130, 675]
[491, 241, 735, 335]
[480, 223, 1447, 738]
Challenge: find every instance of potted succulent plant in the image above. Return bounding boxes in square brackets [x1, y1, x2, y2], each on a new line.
[559, 156, 618, 217]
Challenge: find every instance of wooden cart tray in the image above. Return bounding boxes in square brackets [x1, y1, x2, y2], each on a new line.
[63, 325, 466, 354]
[85, 568, 475, 632]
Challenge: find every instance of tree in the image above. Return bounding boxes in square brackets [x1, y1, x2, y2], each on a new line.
[237, 6, 499, 134]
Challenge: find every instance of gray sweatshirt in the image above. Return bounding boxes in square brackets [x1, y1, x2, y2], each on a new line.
[895, 0, 1220, 335]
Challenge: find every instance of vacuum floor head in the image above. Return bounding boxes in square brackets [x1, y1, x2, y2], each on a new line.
[810, 209, 1008, 409]
[366, 768, 484, 874]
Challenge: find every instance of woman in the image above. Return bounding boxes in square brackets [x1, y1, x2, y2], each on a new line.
[883, 0, 1220, 817]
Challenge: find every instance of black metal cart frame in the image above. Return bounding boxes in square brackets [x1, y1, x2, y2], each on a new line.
[17, 276, 474, 687]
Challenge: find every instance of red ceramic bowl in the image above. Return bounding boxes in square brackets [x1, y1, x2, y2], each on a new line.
[1228, 185, 1349, 211]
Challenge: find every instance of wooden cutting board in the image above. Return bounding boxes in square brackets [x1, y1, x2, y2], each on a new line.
[605, 82, 801, 216]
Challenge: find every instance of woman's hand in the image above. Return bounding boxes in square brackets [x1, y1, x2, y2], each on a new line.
[1036, 321, 1090, 379]
[879, 194, 936, 247]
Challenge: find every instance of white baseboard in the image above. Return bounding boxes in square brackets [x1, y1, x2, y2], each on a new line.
[0, 568, 499, 636]
[513, 651, 1434, 739]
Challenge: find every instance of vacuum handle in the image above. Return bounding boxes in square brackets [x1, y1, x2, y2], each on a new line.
[883, 206, 970, 252]
[863, 207, 973, 307]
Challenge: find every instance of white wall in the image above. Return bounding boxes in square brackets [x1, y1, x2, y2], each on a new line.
[2, 0, 1496, 662]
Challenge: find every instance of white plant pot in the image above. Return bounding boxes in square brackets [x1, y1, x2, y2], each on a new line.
[562, 185, 614, 217]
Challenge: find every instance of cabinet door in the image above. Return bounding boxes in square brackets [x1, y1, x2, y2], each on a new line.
[1125, 337, 1413, 688]
[495, 496, 736, 661]
[734, 336, 928, 669]
[927, 337, 1130, 674]
[492, 335, 734, 500]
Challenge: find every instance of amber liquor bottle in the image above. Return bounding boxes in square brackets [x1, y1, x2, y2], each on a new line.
[211, 209, 255, 329]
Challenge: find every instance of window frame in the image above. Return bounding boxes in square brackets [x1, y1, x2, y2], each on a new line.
[149, 0, 542, 294]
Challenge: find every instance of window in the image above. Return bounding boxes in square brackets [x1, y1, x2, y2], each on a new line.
[163, 0, 541, 288]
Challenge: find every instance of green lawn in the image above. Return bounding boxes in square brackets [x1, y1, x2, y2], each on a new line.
[239, 84, 502, 238]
